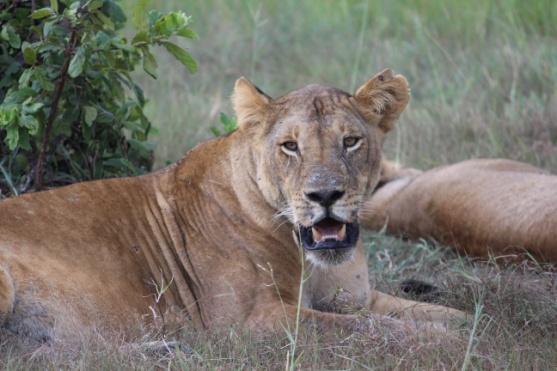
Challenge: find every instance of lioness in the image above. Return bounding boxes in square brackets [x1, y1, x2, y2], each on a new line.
[363, 159, 557, 262]
[0, 69, 463, 344]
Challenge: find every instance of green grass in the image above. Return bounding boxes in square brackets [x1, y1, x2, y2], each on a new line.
[2, 0, 557, 369]
[121, 0, 557, 171]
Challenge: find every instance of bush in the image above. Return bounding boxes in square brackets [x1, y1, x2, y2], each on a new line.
[0, 0, 196, 197]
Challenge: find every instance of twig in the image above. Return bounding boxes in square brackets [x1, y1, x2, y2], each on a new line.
[19, 163, 35, 194]
[34, 29, 78, 190]
[0, 161, 18, 196]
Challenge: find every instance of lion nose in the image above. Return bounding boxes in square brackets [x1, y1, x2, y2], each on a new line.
[305, 189, 345, 207]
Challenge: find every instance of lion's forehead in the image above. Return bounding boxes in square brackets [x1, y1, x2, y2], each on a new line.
[274, 111, 359, 133]
[273, 85, 360, 122]
[278, 84, 350, 101]
[270, 104, 364, 140]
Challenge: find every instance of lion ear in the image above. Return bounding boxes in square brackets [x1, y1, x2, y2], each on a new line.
[232, 77, 271, 129]
[354, 69, 410, 133]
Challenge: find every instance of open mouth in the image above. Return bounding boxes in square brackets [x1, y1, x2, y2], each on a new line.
[299, 217, 359, 250]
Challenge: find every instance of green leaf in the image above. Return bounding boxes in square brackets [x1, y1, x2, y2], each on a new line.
[43, 20, 56, 38]
[161, 41, 197, 73]
[142, 49, 158, 78]
[1, 25, 21, 49]
[154, 11, 191, 37]
[17, 130, 31, 151]
[128, 138, 156, 156]
[31, 7, 55, 20]
[0, 106, 19, 127]
[131, 31, 149, 46]
[96, 107, 114, 123]
[177, 27, 197, 39]
[68, 47, 86, 78]
[84, 106, 97, 126]
[23, 101, 44, 114]
[18, 68, 33, 87]
[6, 126, 20, 150]
[102, 0, 126, 29]
[63, 1, 80, 24]
[3, 88, 35, 104]
[22, 42, 37, 65]
[95, 10, 115, 31]
[20, 114, 39, 135]
[35, 70, 55, 92]
[147, 10, 163, 28]
[220, 112, 238, 132]
[50, 0, 59, 13]
[13, 154, 29, 172]
[95, 31, 111, 48]
[87, 0, 104, 11]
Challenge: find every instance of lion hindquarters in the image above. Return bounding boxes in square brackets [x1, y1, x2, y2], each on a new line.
[0, 265, 15, 324]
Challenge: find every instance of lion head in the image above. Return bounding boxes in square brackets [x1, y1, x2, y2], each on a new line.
[232, 69, 409, 265]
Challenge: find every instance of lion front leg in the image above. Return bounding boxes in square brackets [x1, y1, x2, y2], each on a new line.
[305, 244, 467, 323]
[369, 290, 467, 323]
[246, 302, 440, 340]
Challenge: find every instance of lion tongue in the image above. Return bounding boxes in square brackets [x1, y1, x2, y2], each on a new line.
[312, 220, 346, 242]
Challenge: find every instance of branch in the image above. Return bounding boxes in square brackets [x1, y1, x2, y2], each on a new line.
[34, 29, 78, 191]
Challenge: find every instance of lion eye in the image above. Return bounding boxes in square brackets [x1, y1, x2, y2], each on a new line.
[282, 141, 298, 152]
[343, 136, 360, 149]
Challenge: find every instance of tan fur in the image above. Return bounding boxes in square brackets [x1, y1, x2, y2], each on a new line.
[0, 70, 464, 343]
[378, 159, 423, 185]
[362, 159, 557, 262]
[0, 266, 14, 324]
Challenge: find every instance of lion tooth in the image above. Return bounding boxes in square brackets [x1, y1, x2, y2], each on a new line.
[312, 227, 323, 242]
[338, 224, 346, 240]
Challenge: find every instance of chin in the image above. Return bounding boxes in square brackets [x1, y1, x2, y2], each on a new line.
[305, 247, 356, 267]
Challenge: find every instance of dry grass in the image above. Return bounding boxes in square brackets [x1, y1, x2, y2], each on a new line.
[2, 0, 557, 369]
[2, 235, 556, 369]
[367, 234, 557, 369]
